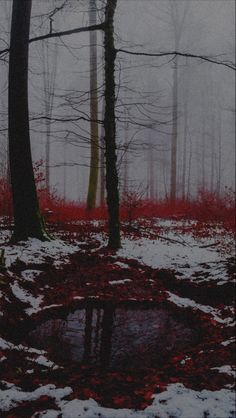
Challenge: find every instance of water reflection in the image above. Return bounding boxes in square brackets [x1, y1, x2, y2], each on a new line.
[29, 303, 197, 370]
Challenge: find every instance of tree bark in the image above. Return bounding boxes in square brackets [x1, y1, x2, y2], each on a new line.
[8, 0, 49, 241]
[87, 0, 99, 210]
[103, 0, 121, 249]
[170, 56, 178, 202]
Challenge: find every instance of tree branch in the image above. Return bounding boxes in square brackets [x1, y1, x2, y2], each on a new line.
[0, 22, 105, 56]
[116, 48, 236, 71]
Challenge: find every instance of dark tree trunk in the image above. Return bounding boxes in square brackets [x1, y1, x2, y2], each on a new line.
[100, 304, 115, 369]
[8, 0, 49, 242]
[83, 305, 93, 363]
[170, 56, 178, 202]
[103, 0, 121, 249]
[87, 0, 99, 210]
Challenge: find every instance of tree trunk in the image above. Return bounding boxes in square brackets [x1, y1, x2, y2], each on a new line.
[123, 120, 129, 195]
[100, 98, 106, 206]
[100, 304, 115, 369]
[216, 108, 222, 197]
[87, 0, 99, 210]
[182, 96, 188, 200]
[170, 56, 178, 201]
[43, 38, 57, 197]
[8, 0, 49, 241]
[103, 0, 121, 249]
[83, 305, 93, 363]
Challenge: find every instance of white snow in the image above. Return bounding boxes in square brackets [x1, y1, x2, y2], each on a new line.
[10, 281, 43, 315]
[26, 355, 60, 370]
[114, 261, 130, 269]
[21, 269, 42, 281]
[221, 337, 236, 346]
[167, 292, 235, 326]
[0, 336, 46, 354]
[1, 237, 80, 269]
[109, 279, 132, 285]
[211, 365, 236, 378]
[2, 383, 234, 418]
[117, 224, 234, 284]
[0, 384, 72, 412]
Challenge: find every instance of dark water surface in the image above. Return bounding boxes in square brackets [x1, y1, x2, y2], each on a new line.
[28, 303, 198, 370]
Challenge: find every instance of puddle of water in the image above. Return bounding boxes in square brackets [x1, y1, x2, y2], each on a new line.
[28, 303, 198, 370]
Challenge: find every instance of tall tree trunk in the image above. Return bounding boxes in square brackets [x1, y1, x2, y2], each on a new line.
[100, 304, 115, 369]
[201, 111, 206, 191]
[170, 56, 178, 201]
[216, 108, 222, 197]
[169, 0, 190, 202]
[87, 0, 99, 210]
[100, 98, 106, 206]
[8, 0, 49, 242]
[210, 115, 215, 193]
[123, 120, 129, 195]
[182, 97, 188, 200]
[83, 305, 93, 363]
[103, 0, 121, 249]
[43, 38, 58, 197]
[187, 132, 192, 200]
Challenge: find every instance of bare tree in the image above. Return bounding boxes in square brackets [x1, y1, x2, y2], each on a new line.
[8, 0, 49, 241]
[42, 35, 58, 196]
[103, 0, 121, 249]
[87, 0, 99, 210]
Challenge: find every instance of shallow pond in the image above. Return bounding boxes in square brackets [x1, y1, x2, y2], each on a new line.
[28, 302, 198, 370]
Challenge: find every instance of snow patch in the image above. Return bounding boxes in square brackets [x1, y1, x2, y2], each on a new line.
[10, 281, 43, 315]
[167, 292, 235, 325]
[109, 279, 132, 285]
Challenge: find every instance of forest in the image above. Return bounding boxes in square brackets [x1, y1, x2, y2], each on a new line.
[0, 1, 235, 417]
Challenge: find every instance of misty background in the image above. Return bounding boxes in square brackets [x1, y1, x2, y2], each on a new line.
[0, 0, 235, 202]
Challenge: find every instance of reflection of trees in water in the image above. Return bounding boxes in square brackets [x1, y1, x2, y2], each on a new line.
[100, 305, 115, 369]
[82, 304, 115, 369]
[29, 305, 195, 369]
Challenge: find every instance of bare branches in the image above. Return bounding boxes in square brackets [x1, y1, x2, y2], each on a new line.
[0, 23, 234, 73]
[116, 48, 236, 71]
[29, 22, 105, 44]
[0, 22, 105, 56]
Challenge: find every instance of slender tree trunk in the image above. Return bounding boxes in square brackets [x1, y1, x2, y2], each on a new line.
[87, 0, 99, 210]
[182, 97, 188, 200]
[8, 0, 49, 242]
[123, 120, 129, 195]
[103, 0, 121, 249]
[170, 56, 178, 201]
[217, 108, 222, 197]
[100, 304, 115, 369]
[42, 36, 58, 197]
[187, 132, 192, 200]
[201, 113, 206, 191]
[210, 115, 215, 193]
[83, 305, 93, 363]
[100, 98, 106, 206]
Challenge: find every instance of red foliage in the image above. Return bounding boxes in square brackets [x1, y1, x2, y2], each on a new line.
[0, 177, 12, 217]
[0, 161, 235, 232]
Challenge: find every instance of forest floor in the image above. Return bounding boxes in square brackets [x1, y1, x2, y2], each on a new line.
[0, 218, 235, 418]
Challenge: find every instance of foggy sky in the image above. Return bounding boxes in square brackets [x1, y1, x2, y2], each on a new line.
[0, 0, 235, 201]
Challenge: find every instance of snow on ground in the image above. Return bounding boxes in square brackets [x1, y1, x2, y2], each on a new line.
[0, 220, 235, 417]
[109, 279, 132, 285]
[0, 231, 81, 268]
[0, 336, 46, 354]
[10, 281, 44, 315]
[167, 292, 235, 326]
[0, 382, 235, 418]
[211, 365, 236, 378]
[0, 383, 72, 413]
[21, 269, 42, 281]
[117, 223, 234, 284]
